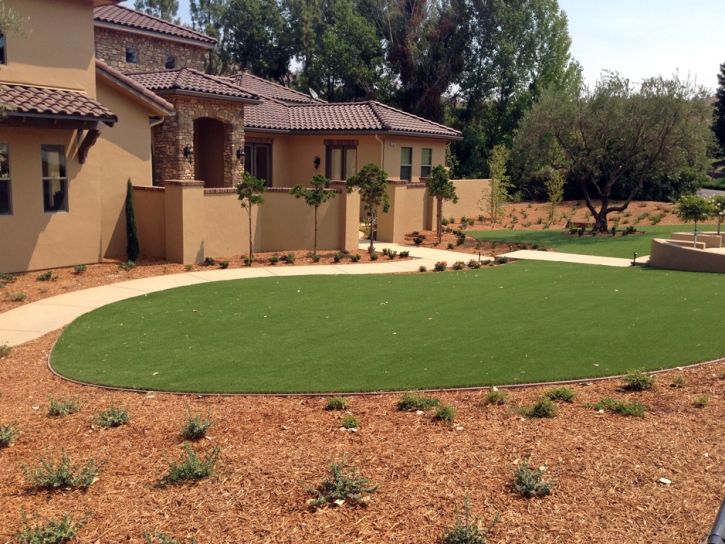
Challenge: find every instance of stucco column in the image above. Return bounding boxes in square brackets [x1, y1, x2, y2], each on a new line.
[330, 182, 361, 251]
[376, 181, 407, 243]
[164, 180, 205, 264]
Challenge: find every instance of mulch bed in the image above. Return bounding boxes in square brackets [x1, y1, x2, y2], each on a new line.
[0, 333, 723, 542]
[0, 249, 411, 315]
[403, 229, 552, 257]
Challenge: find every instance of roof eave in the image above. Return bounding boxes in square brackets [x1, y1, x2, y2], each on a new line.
[93, 20, 217, 50]
[7, 111, 117, 127]
[96, 67, 175, 117]
[156, 89, 262, 105]
[244, 127, 462, 140]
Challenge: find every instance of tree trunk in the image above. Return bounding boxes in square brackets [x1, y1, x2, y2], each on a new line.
[694, 220, 698, 247]
[248, 208, 254, 258]
[314, 205, 318, 255]
[437, 197, 443, 242]
[369, 197, 375, 252]
[594, 199, 610, 232]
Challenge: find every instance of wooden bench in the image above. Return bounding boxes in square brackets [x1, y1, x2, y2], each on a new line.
[565, 220, 592, 229]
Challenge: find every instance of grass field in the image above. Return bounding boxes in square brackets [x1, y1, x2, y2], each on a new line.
[470, 225, 703, 258]
[50, 261, 725, 394]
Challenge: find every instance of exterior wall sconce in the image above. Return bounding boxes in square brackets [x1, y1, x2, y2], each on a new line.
[314, 156, 320, 169]
[237, 148, 245, 162]
[184, 145, 194, 163]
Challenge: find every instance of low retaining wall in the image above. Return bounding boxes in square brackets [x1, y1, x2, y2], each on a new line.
[649, 238, 725, 274]
[670, 232, 722, 249]
[133, 181, 360, 264]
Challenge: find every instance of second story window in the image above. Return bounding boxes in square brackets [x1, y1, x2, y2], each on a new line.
[165, 55, 176, 69]
[0, 33, 6, 65]
[126, 48, 138, 64]
[0, 143, 11, 215]
[421, 148, 432, 178]
[42, 145, 68, 213]
[400, 147, 412, 181]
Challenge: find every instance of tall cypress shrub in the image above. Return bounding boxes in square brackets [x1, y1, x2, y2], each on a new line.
[125, 179, 140, 262]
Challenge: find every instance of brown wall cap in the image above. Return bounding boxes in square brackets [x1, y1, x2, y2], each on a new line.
[164, 180, 205, 187]
[132, 185, 165, 192]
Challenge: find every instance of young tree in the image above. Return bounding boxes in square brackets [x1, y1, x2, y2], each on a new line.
[514, 73, 714, 232]
[134, 0, 181, 23]
[235, 171, 267, 259]
[346, 163, 390, 252]
[425, 165, 458, 242]
[714, 63, 725, 155]
[289, 174, 337, 255]
[677, 194, 714, 247]
[125, 179, 140, 262]
[712, 195, 725, 236]
[479, 144, 511, 227]
[545, 170, 565, 222]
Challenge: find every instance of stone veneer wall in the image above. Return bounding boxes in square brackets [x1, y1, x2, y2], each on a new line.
[152, 96, 245, 187]
[95, 27, 207, 72]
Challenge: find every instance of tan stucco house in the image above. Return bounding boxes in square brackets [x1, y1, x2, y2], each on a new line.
[0, 0, 467, 273]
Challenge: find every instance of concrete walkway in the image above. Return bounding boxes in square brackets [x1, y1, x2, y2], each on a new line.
[0, 240, 642, 348]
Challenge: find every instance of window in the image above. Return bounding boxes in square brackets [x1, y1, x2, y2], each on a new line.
[0, 143, 11, 215]
[126, 48, 138, 64]
[42, 145, 68, 213]
[326, 143, 357, 181]
[244, 143, 272, 186]
[0, 33, 6, 65]
[421, 148, 432, 178]
[165, 55, 176, 69]
[400, 147, 412, 181]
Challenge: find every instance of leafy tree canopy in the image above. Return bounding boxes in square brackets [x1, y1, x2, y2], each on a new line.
[714, 63, 725, 156]
[134, 0, 181, 24]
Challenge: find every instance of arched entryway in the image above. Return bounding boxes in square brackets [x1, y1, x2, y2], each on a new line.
[193, 117, 225, 189]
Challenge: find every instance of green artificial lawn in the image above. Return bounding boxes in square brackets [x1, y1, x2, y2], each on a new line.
[51, 261, 725, 394]
[470, 225, 707, 258]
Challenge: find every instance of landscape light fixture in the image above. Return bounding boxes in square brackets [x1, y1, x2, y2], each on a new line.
[633, 251, 638, 265]
[183, 145, 194, 163]
[236, 148, 245, 162]
[314, 156, 320, 169]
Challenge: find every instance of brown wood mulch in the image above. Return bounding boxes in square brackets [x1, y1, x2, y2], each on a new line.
[1, 333, 724, 543]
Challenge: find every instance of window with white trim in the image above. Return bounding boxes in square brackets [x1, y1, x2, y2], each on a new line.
[400, 147, 412, 181]
[0, 143, 11, 215]
[421, 148, 432, 178]
[42, 145, 68, 213]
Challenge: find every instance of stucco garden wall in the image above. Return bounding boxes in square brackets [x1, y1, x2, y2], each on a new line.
[443, 179, 490, 219]
[649, 238, 725, 274]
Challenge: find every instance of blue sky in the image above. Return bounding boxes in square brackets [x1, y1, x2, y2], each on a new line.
[123, 0, 722, 91]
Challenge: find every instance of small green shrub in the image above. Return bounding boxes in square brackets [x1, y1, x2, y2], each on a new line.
[181, 409, 218, 440]
[144, 532, 199, 544]
[333, 252, 344, 263]
[623, 369, 655, 391]
[6, 291, 27, 302]
[268, 255, 280, 265]
[537, 217, 543, 225]
[693, 394, 710, 408]
[670, 376, 688, 388]
[434, 261, 447, 272]
[93, 404, 130, 428]
[543, 386, 576, 403]
[203, 257, 216, 266]
[650, 212, 665, 225]
[0, 272, 16, 282]
[441, 496, 499, 544]
[184, 264, 193, 272]
[452, 261, 465, 270]
[467, 259, 481, 269]
[419, 265, 427, 272]
[285, 252, 296, 264]
[341, 415, 360, 429]
[325, 397, 350, 411]
[0, 343, 11, 357]
[482, 388, 508, 405]
[511, 451, 559, 498]
[218, 260, 229, 269]
[118, 260, 136, 271]
[160, 442, 220, 485]
[0, 421, 21, 447]
[413, 236, 424, 245]
[397, 392, 440, 411]
[36, 271, 58, 282]
[585, 398, 649, 418]
[456, 234, 466, 246]
[449, 217, 455, 224]
[16, 511, 85, 544]
[478, 215, 485, 222]
[526, 397, 558, 418]
[243, 255, 254, 266]
[447, 242, 455, 249]
[441, 218, 449, 226]
[341, 249, 349, 255]
[717, 371, 725, 380]
[435, 403, 457, 422]
[304, 455, 378, 508]
[48, 397, 81, 417]
[387, 250, 398, 259]
[311, 254, 321, 263]
[370, 252, 379, 260]
[496, 256, 509, 265]
[399, 250, 409, 258]
[22, 450, 104, 490]
[350, 254, 361, 262]
[73, 264, 87, 274]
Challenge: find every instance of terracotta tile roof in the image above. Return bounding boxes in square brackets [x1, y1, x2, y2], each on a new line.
[0, 84, 117, 125]
[124, 68, 261, 103]
[95, 59, 174, 114]
[243, 98, 462, 139]
[228, 73, 325, 104]
[94, 5, 217, 46]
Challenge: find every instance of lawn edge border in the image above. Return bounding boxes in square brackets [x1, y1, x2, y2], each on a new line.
[46, 343, 725, 397]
